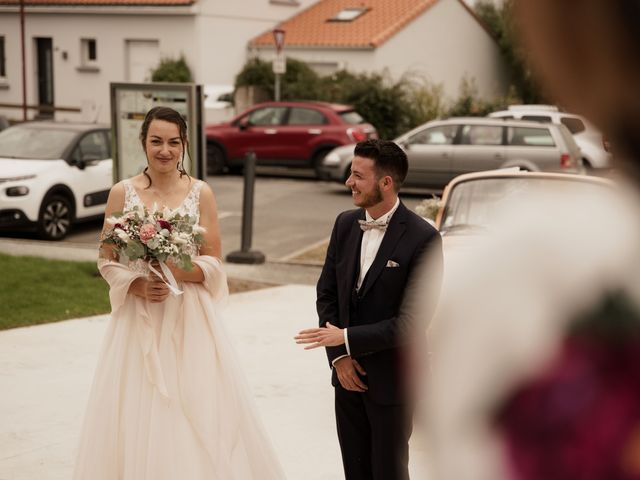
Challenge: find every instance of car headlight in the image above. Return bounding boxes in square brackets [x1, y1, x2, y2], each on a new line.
[6, 186, 30, 196]
[323, 152, 342, 165]
[0, 174, 36, 183]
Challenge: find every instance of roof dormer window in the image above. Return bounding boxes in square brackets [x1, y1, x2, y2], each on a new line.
[328, 7, 368, 22]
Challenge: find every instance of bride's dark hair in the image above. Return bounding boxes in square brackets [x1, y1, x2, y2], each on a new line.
[139, 106, 191, 188]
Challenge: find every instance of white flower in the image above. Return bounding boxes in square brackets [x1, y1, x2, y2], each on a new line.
[171, 233, 188, 245]
[106, 216, 120, 226]
[162, 206, 173, 219]
[192, 225, 206, 234]
[114, 228, 130, 242]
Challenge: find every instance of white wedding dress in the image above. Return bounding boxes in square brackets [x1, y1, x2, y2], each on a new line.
[73, 179, 285, 480]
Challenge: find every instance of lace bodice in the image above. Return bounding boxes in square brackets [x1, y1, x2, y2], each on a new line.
[123, 178, 203, 221]
[120, 178, 204, 274]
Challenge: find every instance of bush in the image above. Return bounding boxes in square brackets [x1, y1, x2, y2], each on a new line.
[236, 58, 275, 97]
[151, 55, 192, 83]
[234, 57, 517, 140]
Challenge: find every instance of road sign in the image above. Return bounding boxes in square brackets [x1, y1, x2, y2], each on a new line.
[273, 54, 286, 75]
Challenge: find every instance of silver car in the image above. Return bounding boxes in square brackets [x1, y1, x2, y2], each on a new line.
[319, 117, 583, 189]
[488, 105, 612, 170]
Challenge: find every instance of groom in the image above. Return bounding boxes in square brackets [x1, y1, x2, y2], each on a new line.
[296, 139, 442, 479]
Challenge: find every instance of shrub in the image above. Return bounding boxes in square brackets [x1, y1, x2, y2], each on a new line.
[236, 58, 275, 97]
[151, 55, 192, 83]
[234, 58, 516, 140]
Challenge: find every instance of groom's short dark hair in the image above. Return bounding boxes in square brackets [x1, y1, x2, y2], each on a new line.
[354, 139, 408, 191]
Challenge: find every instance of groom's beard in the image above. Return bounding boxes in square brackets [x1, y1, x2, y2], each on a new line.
[355, 183, 384, 209]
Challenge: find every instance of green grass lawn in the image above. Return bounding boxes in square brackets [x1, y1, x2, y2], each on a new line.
[0, 253, 110, 330]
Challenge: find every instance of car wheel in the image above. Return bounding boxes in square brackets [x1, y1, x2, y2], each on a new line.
[206, 144, 226, 175]
[38, 195, 73, 241]
[343, 162, 352, 184]
[312, 148, 333, 178]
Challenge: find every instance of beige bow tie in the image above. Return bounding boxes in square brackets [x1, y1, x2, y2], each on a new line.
[358, 219, 388, 232]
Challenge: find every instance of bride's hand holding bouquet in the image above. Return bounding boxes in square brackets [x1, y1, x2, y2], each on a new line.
[101, 203, 205, 296]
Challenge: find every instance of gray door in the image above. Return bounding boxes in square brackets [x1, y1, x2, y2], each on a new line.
[403, 124, 458, 188]
[451, 124, 505, 178]
[35, 37, 54, 119]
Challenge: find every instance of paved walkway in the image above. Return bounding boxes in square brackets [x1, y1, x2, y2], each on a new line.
[0, 285, 430, 480]
[0, 237, 431, 478]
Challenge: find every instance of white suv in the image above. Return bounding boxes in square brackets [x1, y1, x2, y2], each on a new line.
[0, 121, 113, 240]
[489, 105, 612, 169]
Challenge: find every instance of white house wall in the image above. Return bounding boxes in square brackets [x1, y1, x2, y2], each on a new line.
[373, 0, 508, 98]
[252, 0, 507, 101]
[194, 1, 315, 86]
[0, 0, 315, 123]
[0, 12, 197, 123]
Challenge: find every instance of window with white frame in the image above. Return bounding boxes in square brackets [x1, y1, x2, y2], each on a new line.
[328, 7, 368, 22]
[81, 38, 97, 66]
[0, 36, 6, 79]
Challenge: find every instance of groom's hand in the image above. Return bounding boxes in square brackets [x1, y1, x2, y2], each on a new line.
[294, 322, 345, 350]
[334, 357, 368, 392]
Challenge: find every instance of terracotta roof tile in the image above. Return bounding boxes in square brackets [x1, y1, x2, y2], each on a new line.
[250, 0, 440, 49]
[0, 0, 193, 6]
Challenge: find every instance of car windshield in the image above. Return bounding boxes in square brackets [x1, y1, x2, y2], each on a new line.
[339, 111, 365, 124]
[0, 126, 77, 160]
[440, 177, 611, 234]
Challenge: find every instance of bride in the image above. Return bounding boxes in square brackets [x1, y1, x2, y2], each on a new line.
[73, 106, 285, 479]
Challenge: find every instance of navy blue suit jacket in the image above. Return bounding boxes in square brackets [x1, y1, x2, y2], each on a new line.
[316, 201, 442, 405]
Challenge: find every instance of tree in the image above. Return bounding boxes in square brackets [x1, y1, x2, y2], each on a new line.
[475, 0, 545, 103]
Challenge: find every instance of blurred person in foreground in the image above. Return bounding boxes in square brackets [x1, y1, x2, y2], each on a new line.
[423, 1, 640, 479]
[295, 139, 442, 479]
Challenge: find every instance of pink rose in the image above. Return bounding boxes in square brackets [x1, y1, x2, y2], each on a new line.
[139, 223, 157, 243]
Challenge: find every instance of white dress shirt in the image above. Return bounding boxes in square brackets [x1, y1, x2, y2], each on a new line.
[333, 197, 400, 366]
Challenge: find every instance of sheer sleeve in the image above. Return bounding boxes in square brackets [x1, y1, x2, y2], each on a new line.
[98, 258, 145, 314]
[192, 255, 229, 305]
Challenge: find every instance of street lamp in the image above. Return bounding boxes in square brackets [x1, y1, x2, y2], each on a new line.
[272, 28, 286, 101]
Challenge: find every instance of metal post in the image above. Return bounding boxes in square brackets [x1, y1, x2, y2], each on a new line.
[274, 73, 281, 102]
[226, 151, 265, 264]
[20, 0, 27, 121]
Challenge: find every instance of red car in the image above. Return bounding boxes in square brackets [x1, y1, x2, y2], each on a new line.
[204, 101, 377, 176]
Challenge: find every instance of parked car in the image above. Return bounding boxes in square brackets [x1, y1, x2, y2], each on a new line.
[0, 121, 112, 240]
[435, 169, 614, 255]
[319, 117, 583, 189]
[204, 101, 377, 175]
[488, 105, 612, 170]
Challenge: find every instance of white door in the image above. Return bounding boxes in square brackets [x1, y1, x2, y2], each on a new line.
[126, 40, 160, 82]
[69, 130, 113, 218]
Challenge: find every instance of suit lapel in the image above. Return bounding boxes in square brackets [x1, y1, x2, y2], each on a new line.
[358, 202, 408, 298]
[340, 209, 365, 327]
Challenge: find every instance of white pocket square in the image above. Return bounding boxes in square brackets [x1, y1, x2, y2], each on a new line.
[386, 260, 400, 268]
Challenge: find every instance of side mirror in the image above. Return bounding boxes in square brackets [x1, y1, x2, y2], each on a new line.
[238, 117, 251, 130]
[70, 157, 86, 170]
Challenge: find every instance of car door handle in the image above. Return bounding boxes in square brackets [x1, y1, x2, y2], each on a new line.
[495, 153, 504, 159]
[442, 152, 450, 158]
[264, 129, 277, 135]
[308, 129, 322, 135]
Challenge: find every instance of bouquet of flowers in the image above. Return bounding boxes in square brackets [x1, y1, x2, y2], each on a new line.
[101, 203, 205, 271]
[415, 195, 443, 221]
